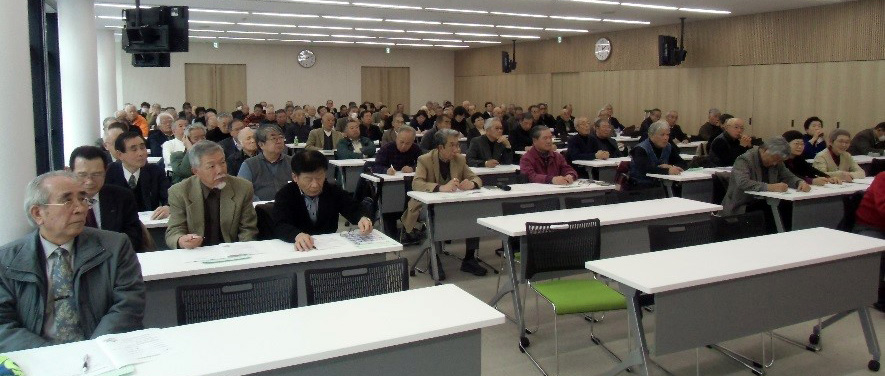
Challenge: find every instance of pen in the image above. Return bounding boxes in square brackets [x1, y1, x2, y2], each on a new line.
[82, 354, 89, 374]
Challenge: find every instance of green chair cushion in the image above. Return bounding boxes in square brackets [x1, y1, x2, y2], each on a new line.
[514, 251, 521, 261]
[532, 279, 627, 315]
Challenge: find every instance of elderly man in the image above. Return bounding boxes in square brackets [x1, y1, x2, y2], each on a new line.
[665, 110, 689, 143]
[698, 108, 723, 141]
[227, 127, 259, 175]
[849, 122, 885, 156]
[537, 103, 556, 127]
[520, 126, 578, 185]
[510, 115, 535, 155]
[161, 119, 188, 171]
[466, 118, 513, 168]
[722, 137, 809, 215]
[69, 146, 143, 252]
[125, 104, 149, 137]
[336, 106, 359, 132]
[0, 171, 144, 351]
[567, 118, 622, 176]
[306, 112, 344, 151]
[165, 141, 258, 249]
[239, 124, 292, 201]
[629, 121, 687, 187]
[358, 110, 383, 141]
[273, 150, 372, 251]
[710, 118, 753, 167]
[554, 106, 575, 138]
[102, 122, 128, 162]
[336, 120, 377, 159]
[169, 123, 208, 184]
[603, 104, 625, 133]
[419, 114, 453, 152]
[638, 108, 663, 141]
[106, 131, 170, 219]
[401, 129, 485, 278]
[218, 119, 246, 158]
[304, 105, 320, 126]
[286, 109, 312, 144]
[380, 113, 406, 147]
[374, 125, 420, 175]
[147, 113, 175, 158]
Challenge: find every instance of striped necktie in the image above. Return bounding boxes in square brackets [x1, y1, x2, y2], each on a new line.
[48, 247, 85, 343]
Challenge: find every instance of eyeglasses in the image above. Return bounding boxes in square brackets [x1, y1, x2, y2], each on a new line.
[42, 197, 93, 209]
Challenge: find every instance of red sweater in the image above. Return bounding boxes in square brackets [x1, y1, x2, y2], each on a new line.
[519, 146, 577, 184]
[856, 171, 885, 231]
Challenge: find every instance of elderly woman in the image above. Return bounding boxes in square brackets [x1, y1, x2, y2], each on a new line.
[628, 120, 687, 188]
[782, 130, 839, 186]
[465, 113, 486, 142]
[812, 129, 866, 182]
[801, 116, 827, 160]
[721, 137, 809, 215]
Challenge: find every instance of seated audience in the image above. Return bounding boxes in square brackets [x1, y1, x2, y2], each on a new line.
[218, 119, 246, 158]
[721, 137, 809, 215]
[102, 122, 128, 162]
[165, 141, 258, 249]
[665, 110, 689, 143]
[106, 131, 170, 218]
[359, 110, 383, 141]
[169, 123, 207, 184]
[286, 109, 311, 144]
[243, 104, 265, 127]
[697, 108, 723, 141]
[238, 124, 292, 202]
[466, 118, 513, 168]
[510, 115, 535, 155]
[306, 112, 344, 151]
[0, 171, 144, 351]
[451, 106, 470, 135]
[853, 172, 885, 312]
[604, 104, 625, 133]
[849, 122, 885, 156]
[273, 150, 372, 251]
[373, 125, 420, 175]
[801, 116, 827, 160]
[146, 113, 175, 158]
[638, 108, 662, 141]
[125, 104, 149, 137]
[336, 106, 359, 132]
[709, 117, 753, 167]
[380, 113, 406, 147]
[465, 113, 485, 142]
[419, 114, 453, 152]
[336, 120, 377, 159]
[206, 112, 231, 143]
[567, 118, 623, 176]
[554, 106, 575, 138]
[629, 121, 687, 187]
[537, 103, 556, 127]
[226, 127, 259, 175]
[782, 130, 838, 185]
[161, 119, 188, 172]
[520, 126, 578, 185]
[813, 129, 866, 182]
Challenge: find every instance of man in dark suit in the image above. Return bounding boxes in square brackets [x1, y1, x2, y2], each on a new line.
[105, 131, 170, 220]
[638, 108, 663, 141]
[146, 113, 175, 158]
[218, 119, 246, 158]
[466, 118, 513, 168]
[68, 146, 144, 252]
[273, 150, 372, 251]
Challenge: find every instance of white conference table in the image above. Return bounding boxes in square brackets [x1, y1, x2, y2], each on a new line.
[586, 228, 884, 376]
[613, 135, 641, 151]
[286, 143, 336, 157]
[137, 231, 402, 327]
[746, 177, 872, 232]
[6, 285, 505, 376]
[329, 157, 375, 192]
[147, 156, 162, 164]
[676, 140, 706, 155]
[572, 157, 631, 183]
[476, 197, 722, 344]
[408, 182, 615, 282]
[646, 171, 715, 203]
[138, 200, 275, 251]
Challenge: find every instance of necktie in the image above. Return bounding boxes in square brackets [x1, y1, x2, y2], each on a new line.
[128, 174, 137, 189]
[85, 207, 97, 228]
[49, 247, 85, 343]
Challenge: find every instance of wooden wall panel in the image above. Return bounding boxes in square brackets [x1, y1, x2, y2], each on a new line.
[184, 63, 216, 110]
[725, 65, 755, 128]
[551, 72, 580, 116]
[216, 64, 247, 112]
[677, 67, 728, 135]
[751, 63, 817, 139]
[577, 71, 605, 120]
[815, 61, 885, 137]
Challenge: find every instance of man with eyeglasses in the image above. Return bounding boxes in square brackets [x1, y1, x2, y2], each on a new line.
[0, 170, 145, 351]
[238, 124, 292, 201]
[68, 146, 143, 252]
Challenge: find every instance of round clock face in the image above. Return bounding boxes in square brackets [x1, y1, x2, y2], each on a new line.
[297, 49, 316, 68]
[595, 38, 611, 61]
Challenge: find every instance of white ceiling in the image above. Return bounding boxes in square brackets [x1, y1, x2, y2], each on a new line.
[93, 0, 850, 49]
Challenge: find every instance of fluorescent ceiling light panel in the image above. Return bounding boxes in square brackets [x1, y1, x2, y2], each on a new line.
[550, 15, 601, 21]
[330, 34, 376, 38]
[546, 28, 589, 32]
[620, 2, 677, 10]
[218, 37, 266, 41]
[406, 30, 453, 35]
[281, 39, 312, 42]
[602, 18, 650, 24]
[227, 30, 280, 35]
[95, 3, 135, 8]
[425, 7, 488, 14]
[352, 2, 422, 10]
[499, 34, 541, 39]
[356, 41, 395, 45]
[189, 29, 226, 33]
[300, 25, 354, 30]
[190, 8, 249, 14]
[444, 22, 494, 28]
[456, 32, 498, 37]
[569, 0, 619, 4]
[251, 12, 319, 18]
[104, 25, 124, 28]
[396, 43, 433, 47]
[356, 28, 405, 33]
[423, 38, 462, 42]
[315, 40, 355, 43]
[496, 25, 543, 30]
[96, 16, 123, 20]
[387, 37, 421, 40]
[490, 11, 547, 18]
[322, 16, 383, 21]
[435, 44, 469, 48]
[386, 19, 441, 25]
[284, 0, 349, 5]
[190, 20, 236, 25]
[189, 35, 217, 39]
[281, 32, 330, 37]
[238, 22, 298, 28]
[679, 7, 731, 14]
[463, 40, 501, 44]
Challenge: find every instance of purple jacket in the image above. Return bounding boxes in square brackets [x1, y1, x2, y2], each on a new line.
[519, 147, 578, 184]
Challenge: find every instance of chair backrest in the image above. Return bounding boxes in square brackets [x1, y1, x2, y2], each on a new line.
[711, 211, 767, 241]
[610, 186, 666, 203]
[176, 274, 296, 325]
[255, 203, 275, 240]
[304, 258, 408, 305]
[563, 195, 609, 209]
[648, 220, 716, 252]
[501, 197, 561, 216]
[524, 219, 602, 280]
[139, 222, 155, 251]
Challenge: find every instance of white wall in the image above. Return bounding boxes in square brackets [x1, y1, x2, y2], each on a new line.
[117, 41, 454, 114]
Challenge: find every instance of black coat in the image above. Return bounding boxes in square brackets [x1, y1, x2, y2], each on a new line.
[97, 184, 144, 252]
[105, 161, 169, 212]
[272, 182, 367, 240]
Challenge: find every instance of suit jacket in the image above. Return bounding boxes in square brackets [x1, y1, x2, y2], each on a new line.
[848, 128, 885, 156]
[97, 184, 144, 252]
[164, 175, 258, 249]
[146, 130, 171, 158]
[305, 128, 344, 151]
[466, 135, 514, 167]
[721, 147, 803, 215]
[272, 182, 366, 240]
[335, 137, 376, 159]
[105, 161, 169, 212]
[218, 137, 240, 158]
[0, 228, 144, 351]
[412, 150, 482, 192]
[813, 148, 865, 179]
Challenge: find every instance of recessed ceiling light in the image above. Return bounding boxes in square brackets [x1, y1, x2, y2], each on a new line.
[190, 20, 236, 25]
[189, 35, 217, 39]
[545, 28, 589, 32]
[386, 19, 441, 25]
[284, 0, 349, 5]
[444, 22, 494, 28]
[189, 29, 226, 33]
[228, 30, 280, 35]
[396, 43, 433, 47]
[499, 34, 542, 39]
[330, 34, 376, 38]
[352, 2, 422, 10]
[388, 37, 421, 40]
[496, 25, 544, 30]
[281, 32, 330, 37]
[456, 32, 498, 37]
[356, 28, 405, 33]
[463, 40, 502, 44]
[322, 16, 383, 22]
[423, 38, 462, 43]
[550, 16, 602, 21]
[620, 2, 677, 10]
[190, 8, 249, 15]
[238, 22, 298, 28]
[425, 7, 488, 14]
[218, 36, 267, 41]
[281, 39, 312, 42]
[96, 16, 123, 20]
[406, 30, 453, 35]
[602, 18, 651, 24]
[251, 12, 319, 18]
[300, 25, 354, 30]
[315, 40, 355, 44]
[490, 11, 547, 18]
[104, 25, 124, 28]
[356, 41, 395, 45]
[435, 44, 469, 48]
[568, 0, 620, 4]
[679, 7, 731, 14]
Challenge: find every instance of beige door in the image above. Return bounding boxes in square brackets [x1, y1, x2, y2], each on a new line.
[551, 72, 580, 118]
[185, 63, 247, 112]
[216, 64, 247, 112]
[185, 63, 216, 110]
[361, 67, 409, 112]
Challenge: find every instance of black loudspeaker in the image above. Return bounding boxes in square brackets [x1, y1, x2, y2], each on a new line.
[132, 53, 170, 67]
[122, 6, 188, 53]
[658, 35, 686, 66]
[502, 51, 513, 73]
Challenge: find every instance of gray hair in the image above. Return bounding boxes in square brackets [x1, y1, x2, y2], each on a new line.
[708, 108, 721, 116]
[648, 120, 669, 136]
[102, 116, 117, 130]
[255, 124, 283, 144]
[188, 140, 224, 168]
[156, 112, 174, 125]
[217, 112, 232, 122]
[185, 123, 207, 139]
[434, 128, 461, 148]
[484, 117, 500, 131]
[530, 125, 551, 140]
[594, 117, 610, 128]
[761, 137, 791, 158]
[24, 170, 77, 227]
[828, 129, 851, 144]
[398, 125, 416, 135]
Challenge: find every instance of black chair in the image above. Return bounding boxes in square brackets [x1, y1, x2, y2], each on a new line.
[305, 258, 408, 305]
[610, 186, 666, 203]
[647, 219, 716, 252]
[254, 202, 275, 240]
[495, 198, 563, 299]
[563, 195, 609, 209]
[711, 211, 767, 241]
[176, 274, 296, 325]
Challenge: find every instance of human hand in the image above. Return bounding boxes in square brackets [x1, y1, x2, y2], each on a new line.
[152, 206, 170, 219]
[768, 182, 789, 192]
[386, 166, 396, 175]
[551, 176, 569, 185]
[797, 182, 811, 192]
[358, 217, 373, 234]
[178, 234, 204, 249]
[811, 177, 828, 186]
[401, 166, 414, 173]
[668, 166, 684, 175]
[458, 179, 475, 190]
[294, 233, 314, 251]
[595, 150, 609, 160]
[485, 159, 499, 168]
